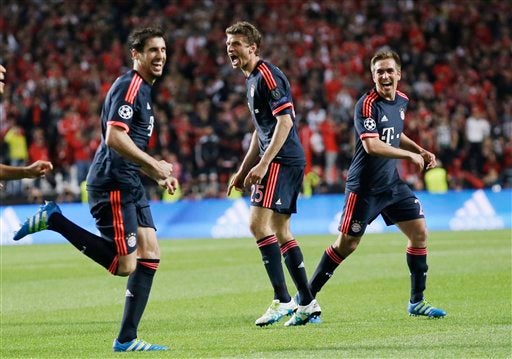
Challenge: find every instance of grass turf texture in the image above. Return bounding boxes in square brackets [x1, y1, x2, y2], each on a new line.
[1, 230, 510, 358]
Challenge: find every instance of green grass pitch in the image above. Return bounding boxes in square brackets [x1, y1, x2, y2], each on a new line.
[1, 230, 510, 358]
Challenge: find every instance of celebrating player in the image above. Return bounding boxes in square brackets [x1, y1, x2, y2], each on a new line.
[306, 49, 446, 320]
[14, 27, 178, 351]
[225, 21, 320, 326]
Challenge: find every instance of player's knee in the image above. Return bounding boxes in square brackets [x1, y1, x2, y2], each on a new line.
[137, 247, 160, 260]
[410, 227, 428, 246]
[249, 222, 269, 239]
[116, 260, 136, 276]
[334, 233, 360, 256]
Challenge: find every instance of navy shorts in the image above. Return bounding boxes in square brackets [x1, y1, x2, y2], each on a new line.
[250, 162, 304, 214]
[338, 182, 424, 237]
[88, 185, 155, 256]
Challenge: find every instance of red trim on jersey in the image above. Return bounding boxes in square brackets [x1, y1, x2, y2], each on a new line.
[110, 190, 127, 256]
[360, 133, 379, 139]
[272, 102, 293, 116]
[326, 245, 343, 265]
[362, 91, 378, 118]
[107, 121, 130, 133]
[280, 239, 298, 255]
[108, 256, 119, 275]
[340, 191, 357, 234]
[257, 234, 278, 247]
[139, 260, 160, 271]
[396, 90, 409, 100]
[257, 63, 277, 89]
[263, 162, 280, 208]
[125, 74, 143, 104]
[406, 247, 427, 256]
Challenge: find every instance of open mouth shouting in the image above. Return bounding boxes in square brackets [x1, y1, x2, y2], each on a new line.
[229, 54, 241, 67]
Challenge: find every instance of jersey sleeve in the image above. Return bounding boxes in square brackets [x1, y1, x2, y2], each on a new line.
[258, 63, 294, 118]
[106, 75, 143, 133]
[354, 92, 379, 140]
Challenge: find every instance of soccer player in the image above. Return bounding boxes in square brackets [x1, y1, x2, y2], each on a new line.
[0, 64, 54, 184]
[225, 21, 320, 326]
[14, 27, 178, 351]
[307, 49, 446, 319]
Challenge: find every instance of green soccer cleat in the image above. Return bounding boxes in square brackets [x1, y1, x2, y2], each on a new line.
[408, 298, 446, 318]
[112, 338, 169, 352]
[13, 201, 61, 241]
[255, 299, 296, 326]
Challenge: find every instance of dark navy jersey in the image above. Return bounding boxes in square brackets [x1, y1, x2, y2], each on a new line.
[245, 60, 305, 166]
[346, 88, 409, 194]
[87, 70, 155, 190]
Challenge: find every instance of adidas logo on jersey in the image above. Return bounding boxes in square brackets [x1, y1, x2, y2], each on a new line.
[449, 190, 504, 230]
[275, 198, 282, 205]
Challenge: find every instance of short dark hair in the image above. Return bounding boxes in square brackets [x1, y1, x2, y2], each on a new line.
[128, 27, 164, 53]
[370, 49, 401, 73]
[225, 21, 262, 55]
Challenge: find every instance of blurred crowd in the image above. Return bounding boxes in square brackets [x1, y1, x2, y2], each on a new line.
[1, 0, 511, 204]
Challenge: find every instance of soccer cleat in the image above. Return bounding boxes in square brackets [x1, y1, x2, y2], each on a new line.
[284, 299, 322, 326]
[255, 299, 297, 326]
[293, 293, 322, 324]
[13, 201, 62, 241]
[308, 314, 323, 324]
[408, 298, 446, 318]
[112, 338, 169, 352]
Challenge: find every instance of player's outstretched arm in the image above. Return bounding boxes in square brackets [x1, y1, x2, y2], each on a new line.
[0, 160, 53, 181]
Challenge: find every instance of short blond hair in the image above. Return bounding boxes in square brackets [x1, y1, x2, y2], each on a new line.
[370, 49, 401, 73]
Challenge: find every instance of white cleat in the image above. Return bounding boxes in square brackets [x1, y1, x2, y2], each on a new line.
[255, 299, 297, 327]
[284, 299, 321, 326]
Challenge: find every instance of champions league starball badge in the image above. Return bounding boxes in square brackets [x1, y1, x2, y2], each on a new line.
[363, 117, 377, 131]
[118, 105, 133, 120]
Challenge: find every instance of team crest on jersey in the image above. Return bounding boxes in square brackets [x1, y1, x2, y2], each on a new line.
[363, 117, 376, 131]
[118, 105, 133, 120]
[126, 233, 137, 247]
[351, 221, 362, 233]
[400, 107, 405, 120]
[271, 88, 281, 100]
